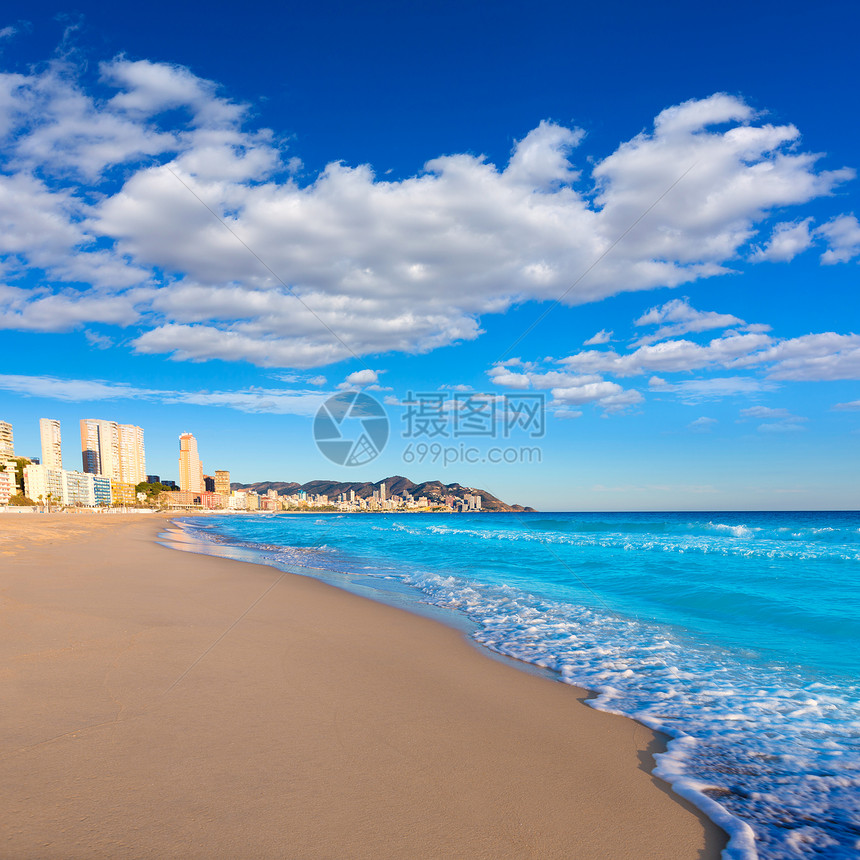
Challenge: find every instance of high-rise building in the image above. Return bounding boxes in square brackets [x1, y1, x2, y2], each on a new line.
[203, 474, 215, 492]
[0, 421, 14, 460]
[80, 419, 146, 485]
[214, 470, 231, 496]
[118, 424, 146, 485]
[40, 418, 63, 469]
[178, 433, 203, 493]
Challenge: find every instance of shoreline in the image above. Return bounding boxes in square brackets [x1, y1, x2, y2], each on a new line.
[1, 513, 727, 858]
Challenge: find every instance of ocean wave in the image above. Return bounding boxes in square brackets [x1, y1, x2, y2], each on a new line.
[398, 568, 860, 860]
[387, 521, 860, 563]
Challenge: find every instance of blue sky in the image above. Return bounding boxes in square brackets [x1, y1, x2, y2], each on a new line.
[0, 0, 858, 510]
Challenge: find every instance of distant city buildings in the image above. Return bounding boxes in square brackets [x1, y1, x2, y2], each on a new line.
[80, 419, 146, 484]
[39, 418, 62, 469]
[178, 433, 204, 493]
[2, 416, 491, 514]
[0, 461, 16, 504]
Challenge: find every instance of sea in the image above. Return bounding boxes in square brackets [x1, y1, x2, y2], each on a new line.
[166, 510, 860, 860]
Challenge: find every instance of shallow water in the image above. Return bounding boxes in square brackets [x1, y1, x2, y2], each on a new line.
[172, 511, 860, 860]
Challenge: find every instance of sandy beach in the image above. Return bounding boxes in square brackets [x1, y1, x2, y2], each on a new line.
[0, 513, 726, 859]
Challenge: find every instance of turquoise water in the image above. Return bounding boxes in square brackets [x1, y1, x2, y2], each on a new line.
[174, 511, 860, 859]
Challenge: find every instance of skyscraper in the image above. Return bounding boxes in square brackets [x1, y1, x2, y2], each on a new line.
[0, 421, 14, 460]
[178, 433, 204, 493]
[214, 470, 231, 496]
[40, 418, 63, 469]
[80, 419, 146, 485]
[117, 424, 146, 484]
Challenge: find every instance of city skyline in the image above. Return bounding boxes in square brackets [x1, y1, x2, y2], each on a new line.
[0, 3, 857, 511]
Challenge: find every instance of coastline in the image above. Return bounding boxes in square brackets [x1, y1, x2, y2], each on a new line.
[1, 513, 727, 858]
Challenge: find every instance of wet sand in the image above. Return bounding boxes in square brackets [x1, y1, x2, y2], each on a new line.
[0, 513, 726, 858]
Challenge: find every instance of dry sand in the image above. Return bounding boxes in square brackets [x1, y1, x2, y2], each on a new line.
[0, 513, 727, 859]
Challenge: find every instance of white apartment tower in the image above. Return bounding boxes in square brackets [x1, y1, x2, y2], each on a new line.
[80, 419, 146, 485]
[118, 424, 146, 485]
[0, 421, 13, 460]
[178, 433, 204, 493]
[40, 418, 63, 469]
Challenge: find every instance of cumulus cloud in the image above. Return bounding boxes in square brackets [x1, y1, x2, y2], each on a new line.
[343, 368, 380, 386]
[487, 362, 642, 413]
[562, 332, 774, 376]
[503, 292, 860, 421]
[561, 300, 860, 383]
[751, 219, 814, 262]
[632, 297, 745, 345]
[816, 215, 860, 264]
[738, 333, 860, 380]
[0, 51, 855, 368]
[337, 368, 389, 389]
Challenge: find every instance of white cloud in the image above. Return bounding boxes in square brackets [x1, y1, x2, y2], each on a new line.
[751, 218, 814, 262]
[583, 329, 612, 345]
[488, 362, 641, 413]
[816, 215, 860, 264]
[0, 53, 854, 368]
[688, 416, 717, 432]
[563, 320, 860, 383]
[833, 400, 860, 411]
[738, 405, 797, 420]
[649, 376, 774, 400]
[0, 373, 159, 401]
[551, 380, 642, 411]
[738, 405, 807, 432]
[0, 372, 328, 415]
[743, 333, 860, 381]
[83, 329, 114, 349]
[342, 368, 381, 386]
[632, 297, 744, 345]
[562, 332, 774, 376]
[757, 421, 806, 433]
